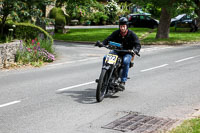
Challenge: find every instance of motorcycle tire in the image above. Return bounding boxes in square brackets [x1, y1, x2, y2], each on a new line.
[96, 69, 109, 102]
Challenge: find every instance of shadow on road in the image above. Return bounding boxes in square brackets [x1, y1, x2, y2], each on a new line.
[57, 88, 97, 104]
[57, 88, 120, 104]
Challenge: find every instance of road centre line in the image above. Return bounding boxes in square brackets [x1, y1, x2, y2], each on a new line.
[57, 64, 169, 92]
[175, 55, 200, 63]
[0, 100, 21, 108]
[140, 64, 169, 72]
[56, 81, 95, 92]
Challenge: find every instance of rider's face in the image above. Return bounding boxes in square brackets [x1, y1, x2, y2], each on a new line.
[120, 25, 127, 33]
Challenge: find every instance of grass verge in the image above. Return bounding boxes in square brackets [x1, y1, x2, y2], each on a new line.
[142, 28, 200, 45]
[53, 28, 151, 43]
[54, 27, 200, 45]
[170, 118, 200, 133]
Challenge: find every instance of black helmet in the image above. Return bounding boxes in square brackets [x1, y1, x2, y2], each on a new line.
[119, 17, 128, 25]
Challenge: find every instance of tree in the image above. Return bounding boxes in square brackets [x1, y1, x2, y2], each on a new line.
[0, 0, 54, 37]
[194, 0, 200, 17]
[131, 0, 199, 39]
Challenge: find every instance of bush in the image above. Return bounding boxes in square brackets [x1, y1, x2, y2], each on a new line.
[14, 23, 53, 45]
[49, 7, 67, 32]
[16, 38, 55, 67]
[55, 14, 66, 27]
[91, 12, 108, 25]
[104, 0, 120, 24]
[49, 8, 58, 19]
[49, 7, 65, 19]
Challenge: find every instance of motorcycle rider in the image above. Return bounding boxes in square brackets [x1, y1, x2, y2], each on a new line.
[97, 17, 141, 91]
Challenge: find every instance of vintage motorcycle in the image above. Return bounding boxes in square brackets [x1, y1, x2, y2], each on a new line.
[95, 41, 140, 102]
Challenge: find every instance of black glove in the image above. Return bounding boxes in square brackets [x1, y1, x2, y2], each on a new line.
[133, 49, 139, 54]
[95, 41, 103, 47]
[133, 49, 140, 56]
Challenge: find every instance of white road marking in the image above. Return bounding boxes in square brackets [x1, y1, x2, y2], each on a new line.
[49, 47, 173, 67]
[140, 46, 172, 52]
[48, 57, 100, 67]
[140, 64, 169, 72]
[175, 55, 200, 63]
[56, 81, 95, 92]
[0, 100, 21, 108]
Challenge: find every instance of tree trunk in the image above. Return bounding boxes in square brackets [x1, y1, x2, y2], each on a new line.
[194, 0, 200, 17]
[0, 16, 7, 37]
[156, 7, 171, 39]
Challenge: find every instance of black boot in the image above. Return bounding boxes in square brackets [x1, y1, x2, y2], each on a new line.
[118, 82, 125, 91]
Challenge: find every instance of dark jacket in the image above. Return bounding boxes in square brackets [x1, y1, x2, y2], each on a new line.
[103, 29, 141, 52]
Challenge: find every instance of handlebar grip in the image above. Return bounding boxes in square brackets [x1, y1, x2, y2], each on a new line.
[136, 53, 140, 57]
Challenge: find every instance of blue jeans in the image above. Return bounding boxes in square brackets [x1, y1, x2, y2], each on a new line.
[103, 51, 132, 82]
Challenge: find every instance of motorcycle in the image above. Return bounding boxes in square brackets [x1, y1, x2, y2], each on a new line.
[95, 41, 140, 102]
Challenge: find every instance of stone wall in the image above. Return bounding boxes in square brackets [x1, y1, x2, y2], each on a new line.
[0, 40, 20, 69]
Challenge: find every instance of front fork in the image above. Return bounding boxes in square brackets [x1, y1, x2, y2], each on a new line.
[101, 64, 115, 91]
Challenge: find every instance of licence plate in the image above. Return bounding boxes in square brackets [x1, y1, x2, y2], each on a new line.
[105, 54, 118, 64]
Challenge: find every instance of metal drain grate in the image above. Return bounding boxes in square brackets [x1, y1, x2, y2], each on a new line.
[102, 112, 178, 133]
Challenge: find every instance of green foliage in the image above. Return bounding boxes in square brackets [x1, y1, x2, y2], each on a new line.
[0, 0, 54, 23]
[90, 12, 108, 25]
[104, 0, 120, 24]
[142, 3, 161, 19]
[172, 2, 196, 18]
[131, 0, 200, 39]
[55, 14, 66, 27]
[37, 37, 54, 54]
[92, 1, 105, 12]
[141, 27, 200, 44]
[170, 118, 200, 133]
[49, 8, 58, 19]
[16, 38, 55, 67]
[53, 28, 150, 42]
[14, 23, 53, 45]
[118, 2, 133, 16]
[0, 0, 54, 37]
[55, 0, 65, 7]
[131, 0, 198, 18]
[65, 0, 102, 24]
[50, 7, 65, 18]
[49, 7, 66, 27]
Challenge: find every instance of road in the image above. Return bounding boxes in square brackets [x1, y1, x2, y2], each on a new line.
[0, 41, 200, 133]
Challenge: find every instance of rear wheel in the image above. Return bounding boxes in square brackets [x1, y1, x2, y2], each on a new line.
[96, 69, 109, 102]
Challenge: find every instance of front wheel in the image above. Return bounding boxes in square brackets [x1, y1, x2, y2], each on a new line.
[96, 69, 109, 102]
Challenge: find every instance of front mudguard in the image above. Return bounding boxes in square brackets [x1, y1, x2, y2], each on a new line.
[102, 65, 112, 70]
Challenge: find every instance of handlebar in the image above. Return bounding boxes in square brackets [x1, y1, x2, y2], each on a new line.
[95, 41, 140, 57]
[115, 49, 140, 57]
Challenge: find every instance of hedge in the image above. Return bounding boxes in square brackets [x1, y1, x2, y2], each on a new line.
[14, 23, 53, 45]
[49, 7, 66, 29]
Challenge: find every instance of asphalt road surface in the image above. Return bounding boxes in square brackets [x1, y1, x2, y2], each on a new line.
[0, 41, 200, 133]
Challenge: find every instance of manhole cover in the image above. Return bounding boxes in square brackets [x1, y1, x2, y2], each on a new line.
[102, 112, 178, 133]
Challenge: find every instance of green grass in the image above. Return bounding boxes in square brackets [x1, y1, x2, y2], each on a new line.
[54, 27, 200, 45]
[53, 28, 150, 42]
[170, 118, 200, 133]
[142, 28, 200, 45]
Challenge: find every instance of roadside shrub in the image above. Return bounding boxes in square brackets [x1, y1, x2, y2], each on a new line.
[14, 23, 53, 45]
[104, 0, 120, 24]
[91, 12, 108, 25]
[55, 14, 66, 27]
[16, 38, 55, 67]
[49, 8, 58, 18]
[50, 7, 65, 18]
[0, 19, 15, 42]
[49, 7, 67, 32]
